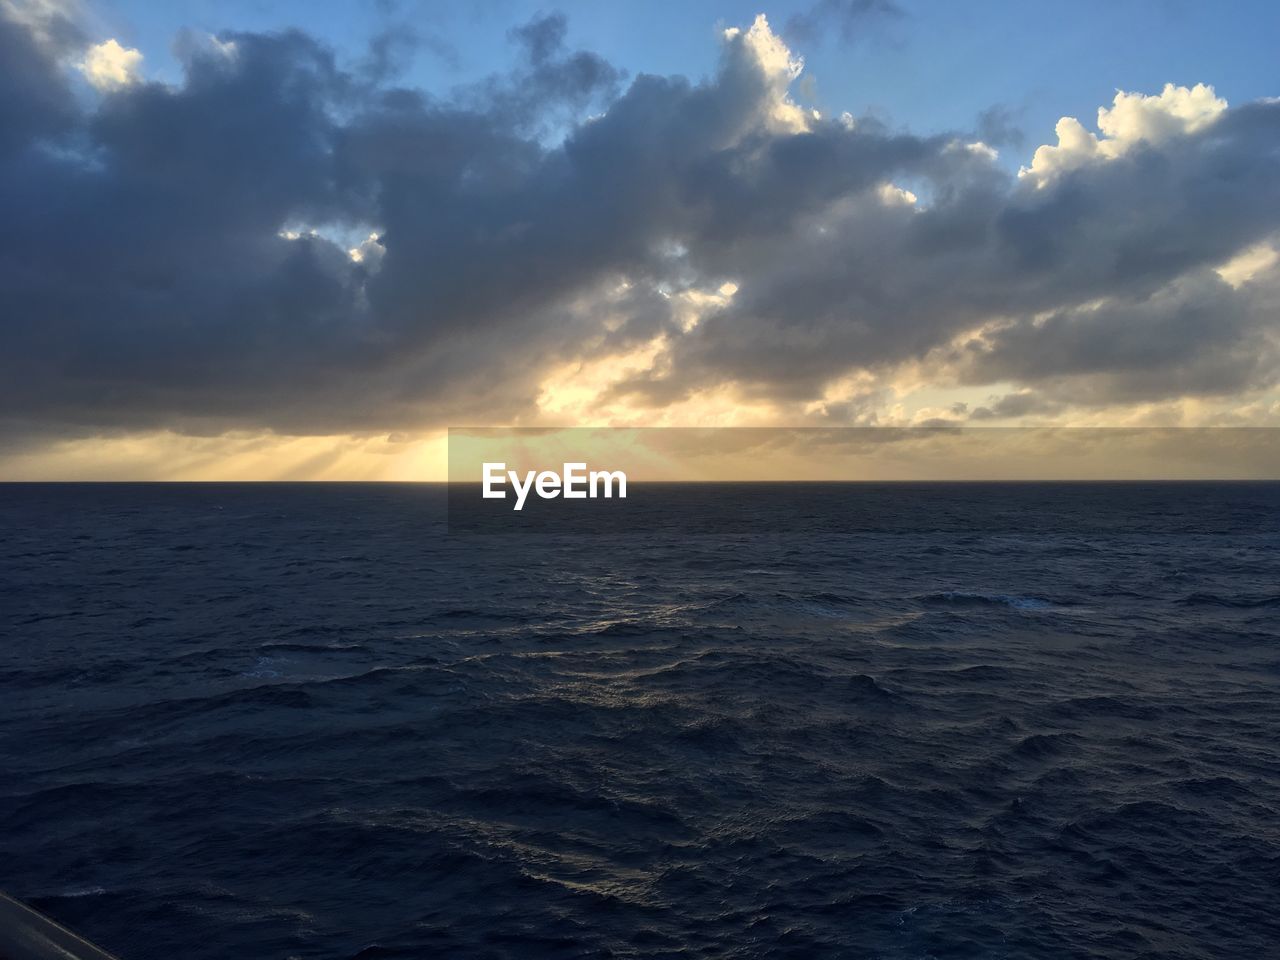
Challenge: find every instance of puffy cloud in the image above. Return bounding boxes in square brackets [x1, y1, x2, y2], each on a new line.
[0, 1, 1278, 471]
[723, 14, 809, 133]
[79, 37, 142, 90]
[1020, 82, 1227, 185]
[624, 83, 1280, 417]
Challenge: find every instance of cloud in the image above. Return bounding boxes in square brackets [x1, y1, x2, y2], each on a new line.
[623, 84, 1280, 415]
[1020, 82, 1227, 185]
[956, 260, 1280, 404]
[723, 14, 809, 133]
[975, 104, 1024, 149]
[0, 0, 82, 155]
[968, 392, 1060, 422]
[784, 0, 905, 47]
[79, 37, 143, 90]
[0, 2, 1279, 470]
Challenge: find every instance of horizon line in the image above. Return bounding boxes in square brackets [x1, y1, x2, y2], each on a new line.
[4, 478, 1280, 485]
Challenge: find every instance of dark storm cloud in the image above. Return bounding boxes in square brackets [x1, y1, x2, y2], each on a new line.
[968, 392, 1060, 422]
[0, 5, 631, 436]
[0, 1, 82, 155]
[1, 3, 1278, 443]
[958, 263, 1280, 404]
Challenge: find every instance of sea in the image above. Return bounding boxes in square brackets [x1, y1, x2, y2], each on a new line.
[1, 482, 1278, 959]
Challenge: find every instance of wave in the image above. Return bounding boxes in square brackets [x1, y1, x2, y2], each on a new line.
[918, 591, 1057, 610]
[1176, 592, 1280, 608]
[1008, 732, 1079, 761]
[257, 642, 375, 654]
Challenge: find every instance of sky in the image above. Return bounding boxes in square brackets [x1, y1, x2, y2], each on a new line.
[2, 0, 1280, 479]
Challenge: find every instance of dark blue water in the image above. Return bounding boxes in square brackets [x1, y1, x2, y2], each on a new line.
[2, 483, 1279, 959]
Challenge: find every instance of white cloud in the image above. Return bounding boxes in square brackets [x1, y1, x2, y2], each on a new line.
[1021, 83, 1227, 186]
[1216, 241, 1279, 289]
[79, 38, 143, 91]
[877, 182, 918, 206]
[207, 34, 238, 61]
[946, 139, 998, 161]
[725, 14, 810, 134]
[1099, 82, 1226, 142]
[348, 232, 386, 271]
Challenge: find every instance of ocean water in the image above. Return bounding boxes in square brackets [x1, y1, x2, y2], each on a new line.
[1, 482, 1279, 959]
